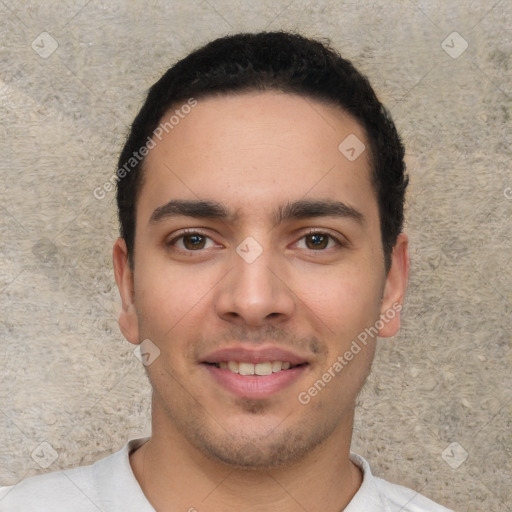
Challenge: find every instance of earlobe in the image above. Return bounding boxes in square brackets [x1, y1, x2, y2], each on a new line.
[113, 238, 140, 345]
[118, 303, 140, 345]
[378, 233, 409, 338]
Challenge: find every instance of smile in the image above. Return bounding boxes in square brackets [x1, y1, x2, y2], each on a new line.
[203, 362, 308, 400]
[201, 345, 310, 399]
[211, 361, 297, 375]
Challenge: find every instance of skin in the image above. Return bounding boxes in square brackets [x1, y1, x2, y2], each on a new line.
[113, 91, 409, 512]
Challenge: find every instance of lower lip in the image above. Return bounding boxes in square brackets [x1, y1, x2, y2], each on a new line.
[203, 364, 307, 399]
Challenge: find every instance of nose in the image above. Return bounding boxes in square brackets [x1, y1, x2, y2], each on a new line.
[214, 241, 296, 327]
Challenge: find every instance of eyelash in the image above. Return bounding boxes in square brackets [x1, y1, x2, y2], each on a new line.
[167, 229, 218, 251]
[167, 229, 344, 252]
[299, 228, 344, 250]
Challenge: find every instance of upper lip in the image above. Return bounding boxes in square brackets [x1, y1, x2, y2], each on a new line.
[201, 345, 310, 365]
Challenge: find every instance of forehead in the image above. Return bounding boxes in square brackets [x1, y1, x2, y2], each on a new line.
[138, 91, 377, 225]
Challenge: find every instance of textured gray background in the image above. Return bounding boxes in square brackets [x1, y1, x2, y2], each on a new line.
[0, 1, 511, 510]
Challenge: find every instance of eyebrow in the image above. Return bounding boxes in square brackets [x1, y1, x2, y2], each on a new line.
[149, 199, 235, 225]
[275, 199, 364, 225]
[148, 198, 364, 226]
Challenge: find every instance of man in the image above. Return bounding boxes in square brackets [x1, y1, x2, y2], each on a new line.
[0, 32, 453, 511]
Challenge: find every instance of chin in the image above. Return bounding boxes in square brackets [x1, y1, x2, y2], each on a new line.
[183, 414, 338, 470]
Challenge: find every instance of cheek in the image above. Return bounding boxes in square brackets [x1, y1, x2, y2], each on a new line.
[297, 270, 379, 410]
[132, 258, 213, 340]
[297, 266, 381, 339]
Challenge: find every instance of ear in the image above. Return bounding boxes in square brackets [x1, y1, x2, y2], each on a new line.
[378, 232, 409, 338]
[113, 237, 140, 345]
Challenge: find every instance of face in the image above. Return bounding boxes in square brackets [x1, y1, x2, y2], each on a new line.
[114, 92, 408, 469]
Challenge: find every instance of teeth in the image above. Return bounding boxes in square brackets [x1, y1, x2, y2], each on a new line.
[255, 362, 272, 376]
[227, 361, 239, 373]
[272, 361, 283, 372]
[217, 361, 295, 375]
[239, 362, 254, 375]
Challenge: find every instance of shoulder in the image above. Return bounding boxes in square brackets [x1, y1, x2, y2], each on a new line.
[0, 464, 100, 512]
[0, 438, 151, 512]
[348, 453, 454, 512]
[374, 477, 454, 512]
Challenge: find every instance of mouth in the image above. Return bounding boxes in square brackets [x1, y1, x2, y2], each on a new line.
[205, 360, 304, 375]
[201, 346, 310, 399]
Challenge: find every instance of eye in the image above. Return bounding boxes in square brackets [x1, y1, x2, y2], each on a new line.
[167, 231, 217, 251]
[296, 232, 341, 251]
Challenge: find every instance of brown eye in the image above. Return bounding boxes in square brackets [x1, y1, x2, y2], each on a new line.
[305, 233, 330, 250]
[167, 231, 216, 251]
[296, 232, 342, 251]
[182, 234, 207, 250]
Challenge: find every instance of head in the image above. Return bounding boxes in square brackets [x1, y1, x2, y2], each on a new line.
[113, 31, 409, 469]
[117, 31, 408, 274]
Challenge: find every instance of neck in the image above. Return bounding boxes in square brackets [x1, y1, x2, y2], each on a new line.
[130, 408, 362, 512]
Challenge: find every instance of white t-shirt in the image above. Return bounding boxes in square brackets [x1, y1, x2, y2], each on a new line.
[0, 438, 453, 511]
